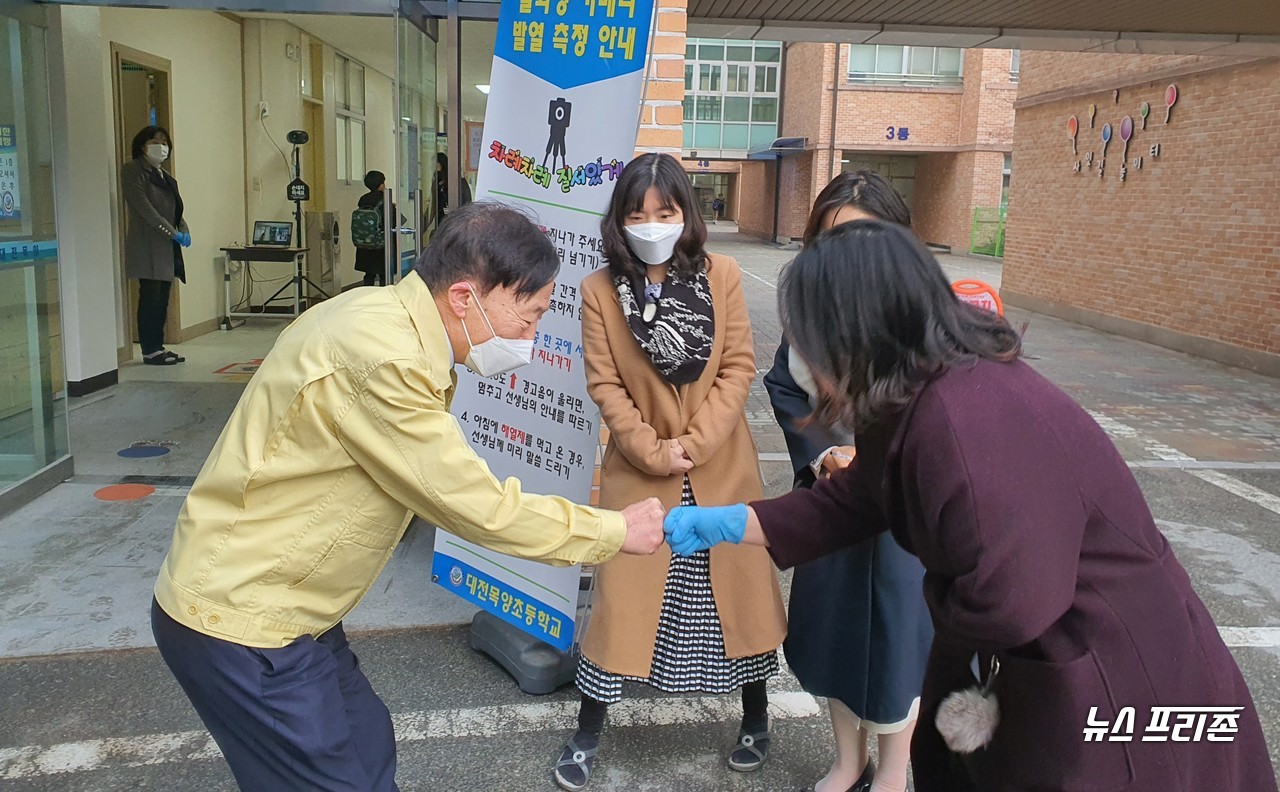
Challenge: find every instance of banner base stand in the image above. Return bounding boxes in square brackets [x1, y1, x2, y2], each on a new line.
[470, 611, 576, 695]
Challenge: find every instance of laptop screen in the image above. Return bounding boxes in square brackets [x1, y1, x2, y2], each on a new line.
[252, 221, 293, 247]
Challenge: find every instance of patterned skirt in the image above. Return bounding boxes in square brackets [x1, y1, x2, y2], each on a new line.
[576, 477, 779, 705]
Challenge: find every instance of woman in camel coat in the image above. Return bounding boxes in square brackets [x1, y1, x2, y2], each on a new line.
[552, 153, 786, 791]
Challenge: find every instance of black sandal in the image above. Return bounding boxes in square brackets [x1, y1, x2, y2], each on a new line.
[143, 351, 184, 366]
[728, 719, 772, 772]
[553, 737, 598, 791]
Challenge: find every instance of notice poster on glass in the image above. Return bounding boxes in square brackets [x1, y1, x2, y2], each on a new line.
[0, 125, 21, 220]
[432, 0, 655, 652]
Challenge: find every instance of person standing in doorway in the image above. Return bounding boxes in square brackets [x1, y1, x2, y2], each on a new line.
[712, 195, 725, 225]
[353, 170, 396, 286]
[122, 125, 190, 365]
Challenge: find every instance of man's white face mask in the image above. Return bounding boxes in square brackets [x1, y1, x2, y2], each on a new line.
[460, 285, 534, 377]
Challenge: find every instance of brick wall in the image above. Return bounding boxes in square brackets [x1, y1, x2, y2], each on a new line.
[736, 160, 775, 239]
[1017, 51, 1259, 101]
[636, 0, 686, 153]
[771, 45, 1016, 244]
[834, 86, 964, 149]
[1004, 55, 1280, 362]
[781, 43, 832, 143]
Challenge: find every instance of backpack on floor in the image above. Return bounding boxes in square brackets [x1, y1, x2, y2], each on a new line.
[351, 201, 385, 250]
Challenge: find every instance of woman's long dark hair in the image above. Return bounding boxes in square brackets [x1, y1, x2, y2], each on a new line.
[131, 126, 172, 160]
[804, 170, 911, 244]
[601, 152, 707, 281]
[780, 220, 1021, 431]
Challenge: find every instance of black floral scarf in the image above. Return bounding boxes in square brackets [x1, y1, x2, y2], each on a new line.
[615, 268, 715, 385]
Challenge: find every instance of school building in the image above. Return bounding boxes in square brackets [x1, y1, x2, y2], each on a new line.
[681, 41, 1017, 256]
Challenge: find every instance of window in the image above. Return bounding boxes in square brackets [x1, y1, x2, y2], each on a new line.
[695, 96, 721, 122]
[754, 45, 780, 63]
[754, 65, 777, 93]
[725, 64, 751, 93]
[847, 45, 962, 86]
[1009, 50, 1020, 82]
[698, 63, 721, 92]
[751, 97, 778, 123]
[724, 97, 750, 122]
[1002, 153, 1012, 206]
[683, 38, 782, 156]
[335, 54, 366, 185]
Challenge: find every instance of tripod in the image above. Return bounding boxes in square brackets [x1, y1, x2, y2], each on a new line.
[266, 142, 330, 310]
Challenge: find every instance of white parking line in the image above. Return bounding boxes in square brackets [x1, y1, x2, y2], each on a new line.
[0, 692, 821, 780]
[740, 269, 776, 289]
[1188, 470, 1280, 517]
[1088, 411, 1280, 517]
[1218, 627, 1280, 648]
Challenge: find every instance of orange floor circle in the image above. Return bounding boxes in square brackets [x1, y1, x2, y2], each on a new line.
[94, 483, 157, 501]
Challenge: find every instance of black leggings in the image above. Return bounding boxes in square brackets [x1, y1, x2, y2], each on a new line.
[576, 681, 769, 737]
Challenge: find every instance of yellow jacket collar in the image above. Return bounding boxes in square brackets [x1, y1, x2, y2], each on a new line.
[394, 271, 456, 381]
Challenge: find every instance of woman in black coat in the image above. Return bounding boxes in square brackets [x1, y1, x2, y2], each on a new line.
[763, 172, 931, 792]
[122, 125, 191, 365]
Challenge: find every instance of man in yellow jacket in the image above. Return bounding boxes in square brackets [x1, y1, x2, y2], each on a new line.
[151, 202, 665, 792]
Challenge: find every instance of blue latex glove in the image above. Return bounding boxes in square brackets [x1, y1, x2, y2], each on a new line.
[663, 504, 748, 556]
[174, 231, 192, 248]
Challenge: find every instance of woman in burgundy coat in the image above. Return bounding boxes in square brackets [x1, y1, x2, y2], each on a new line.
[665, 220, 1276, 791]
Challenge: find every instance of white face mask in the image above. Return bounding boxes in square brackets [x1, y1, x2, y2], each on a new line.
[460, 285, 534, 377]
[624, 222, 684, 265]
[145, 143, 170, 167]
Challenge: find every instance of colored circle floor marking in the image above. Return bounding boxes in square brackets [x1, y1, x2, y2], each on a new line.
[117, 445, 170, 459]
[95, 483, 156, 501]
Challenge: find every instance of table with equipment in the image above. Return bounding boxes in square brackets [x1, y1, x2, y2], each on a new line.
[220, 246, 320, 330]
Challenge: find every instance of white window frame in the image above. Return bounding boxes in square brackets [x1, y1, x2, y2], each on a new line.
[335, 54, 367, 186]
[847, 45, 963, 87]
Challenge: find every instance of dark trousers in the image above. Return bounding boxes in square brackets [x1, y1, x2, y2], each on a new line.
[363, 269, 386, 287]
[151, 599, 399, 792]
[136, 279, 172, 356]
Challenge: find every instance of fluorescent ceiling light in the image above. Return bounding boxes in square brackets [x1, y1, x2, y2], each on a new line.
[476, 84, 490, 95]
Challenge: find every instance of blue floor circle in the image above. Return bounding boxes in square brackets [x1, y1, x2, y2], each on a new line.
[117, 445, 170, 459]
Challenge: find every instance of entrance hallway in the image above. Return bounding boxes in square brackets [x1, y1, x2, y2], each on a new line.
[2, 231, 1278, 788]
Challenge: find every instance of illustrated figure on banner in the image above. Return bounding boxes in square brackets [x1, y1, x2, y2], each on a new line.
[545, 97, 573, 172]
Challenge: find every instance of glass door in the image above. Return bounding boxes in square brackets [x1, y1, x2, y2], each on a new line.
[396, 7, 438, 278]
[0, 12, 70, 501]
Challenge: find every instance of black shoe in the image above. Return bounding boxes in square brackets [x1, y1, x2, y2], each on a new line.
[553, 736, 598, 791]
[728, 718, 772, 772]
[799, 759, 876, 792]
[850, 759, 876, 792]
[142, 350, 184, 365]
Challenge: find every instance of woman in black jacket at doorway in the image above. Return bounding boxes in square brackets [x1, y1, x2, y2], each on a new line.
[122, 125, 191, 365]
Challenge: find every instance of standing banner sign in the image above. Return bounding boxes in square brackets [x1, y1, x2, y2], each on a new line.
[0, 125, 21, 219]
[432, 0, 656, 652]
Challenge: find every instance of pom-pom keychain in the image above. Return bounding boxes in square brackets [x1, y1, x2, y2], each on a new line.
[936, 655, 1001, 754]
